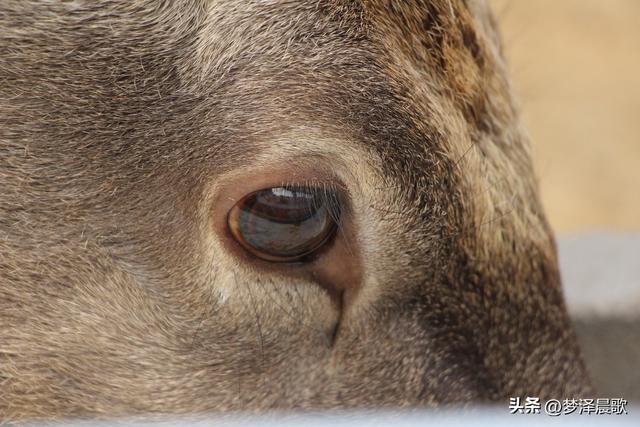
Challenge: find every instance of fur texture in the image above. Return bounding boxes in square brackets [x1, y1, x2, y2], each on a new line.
[0, 0, 592, 420]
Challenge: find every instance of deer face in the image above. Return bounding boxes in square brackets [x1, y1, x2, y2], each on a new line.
[0, 0, 591, 419]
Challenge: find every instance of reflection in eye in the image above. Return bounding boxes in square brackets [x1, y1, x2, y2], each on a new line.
[227, 185, 341, 262]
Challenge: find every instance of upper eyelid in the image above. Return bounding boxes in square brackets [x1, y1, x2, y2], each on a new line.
[208, 162, 352, 236]
[277, 179, 347, 192]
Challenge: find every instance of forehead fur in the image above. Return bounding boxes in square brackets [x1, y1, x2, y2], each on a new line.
[185, 0, 528, 216]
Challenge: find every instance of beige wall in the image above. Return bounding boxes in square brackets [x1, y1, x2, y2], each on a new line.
[490, 0, 640, 231]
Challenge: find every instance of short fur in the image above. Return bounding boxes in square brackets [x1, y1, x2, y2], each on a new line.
[0, 0, 592, 420]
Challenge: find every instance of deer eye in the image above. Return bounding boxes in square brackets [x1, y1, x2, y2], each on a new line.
[227, 186, 340, 262]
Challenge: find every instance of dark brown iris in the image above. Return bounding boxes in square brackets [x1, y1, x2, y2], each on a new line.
[227, 186, 339, 262]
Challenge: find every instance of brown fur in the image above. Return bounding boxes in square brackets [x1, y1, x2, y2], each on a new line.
[0, 0, 592, 421]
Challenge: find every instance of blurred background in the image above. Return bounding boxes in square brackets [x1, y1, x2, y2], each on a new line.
[490, 0, 639, 232]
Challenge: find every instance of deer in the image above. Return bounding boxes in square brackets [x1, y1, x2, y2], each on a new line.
[0, 0, 592, 420]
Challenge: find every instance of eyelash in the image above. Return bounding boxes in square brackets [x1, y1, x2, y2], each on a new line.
[278, 181, 343, 225]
